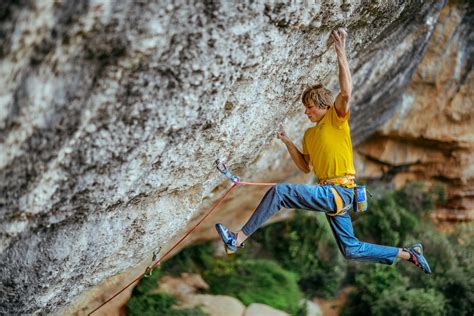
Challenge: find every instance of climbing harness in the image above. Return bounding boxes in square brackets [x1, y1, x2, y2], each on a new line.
[319, 175, 353, 216]
[88, 160, 276, 315]
[318, 176, 372, 215]
[318, 175, 355, 187]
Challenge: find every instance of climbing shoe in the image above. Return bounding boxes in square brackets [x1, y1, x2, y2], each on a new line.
[215, 223, 243, 255]
[403, 243, 432, 274]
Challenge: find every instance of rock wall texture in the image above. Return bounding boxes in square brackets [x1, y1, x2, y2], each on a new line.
[0, 0, 450, 314]
[355, 1, 474, 221]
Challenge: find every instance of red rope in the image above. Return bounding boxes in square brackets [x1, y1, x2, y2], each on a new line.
[239, 181, 277, 186]
[88, 180, 275, 315]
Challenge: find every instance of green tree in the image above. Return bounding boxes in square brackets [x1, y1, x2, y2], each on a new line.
[372, 287, 446, 316]
[354, 188, 418, 246]
[204, 258, 302, 314]
[251, 211, 347, 297]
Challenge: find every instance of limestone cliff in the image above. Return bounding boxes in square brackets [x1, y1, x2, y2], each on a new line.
[0, 1, 448, 314]
[355, 1, 473, 221]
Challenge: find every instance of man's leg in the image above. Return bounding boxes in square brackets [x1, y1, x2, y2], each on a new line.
[326, 206, 432, 272]
[236, 183, 333, 245]
[326, 212, 399, 264]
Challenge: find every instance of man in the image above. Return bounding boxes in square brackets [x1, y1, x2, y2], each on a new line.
[215, 28, 431, 273]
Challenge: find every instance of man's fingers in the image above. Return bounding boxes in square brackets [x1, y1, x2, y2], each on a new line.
[337, 28, 347, 39]
[333, 28, 346, 37]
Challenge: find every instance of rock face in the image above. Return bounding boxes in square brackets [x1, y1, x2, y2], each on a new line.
[245, 303, 289, 316]
[179, 294, 246, 316]
[157, 272, 209, 298]
[0, 1, 448, 314]
[355, 1, 474, 219]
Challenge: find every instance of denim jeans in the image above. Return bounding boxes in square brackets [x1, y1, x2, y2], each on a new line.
[241, 183, 399, 265]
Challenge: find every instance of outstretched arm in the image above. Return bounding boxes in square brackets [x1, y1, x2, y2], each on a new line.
[331, 28, 352, 118]
[277, 126, 311, 174]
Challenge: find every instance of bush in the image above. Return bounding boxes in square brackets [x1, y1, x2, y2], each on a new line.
[160, 242, 214, 276]
[250, 211, 347, 298]
[438, 267, 474, 315]
[343, 265, 447, 316]
[353, 188, 418, 246]
[132, 265, 162, 295]
[127, 181, 473, 315]
[141, 242, 304, 314]
[126, 246, 208, 316]
[344, 183, 473, 316]
[372, 287, 446, 316]
[126, 292, 206, 316]
[342, 264, 408, 315]
[395, 181, 446, 214]
[204, 258, 302, 314]
[354, 264, 408, 303]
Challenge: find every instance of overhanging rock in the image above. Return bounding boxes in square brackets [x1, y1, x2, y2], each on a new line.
[0, 1, 445, 314]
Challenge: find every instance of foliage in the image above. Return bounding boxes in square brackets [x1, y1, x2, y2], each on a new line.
[397, 222, 474, 315]
[394, 181, 446, 214]
[127, 181, 474, 315]
[160, 242, 214, 276]
[341, 264, 406, 315]
[132, 265, 162, 295]
[372, 287, 446, 316]
[126, 292, 206, 316]
[126, 259, 205, 315]
[437, 267, 474, 315]
[135, 241, 304, 314]
[441, 223, 474, 315]
[342, 264, 447, 316]
[353, 188, 418, 246]
[343, 183, 473, 316]
[354, 264, 408, 303]
[250, 211, 347, 298]
[204, 258, 302, 314]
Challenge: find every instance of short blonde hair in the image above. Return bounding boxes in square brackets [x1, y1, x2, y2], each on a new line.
[301, 84, 334, 109]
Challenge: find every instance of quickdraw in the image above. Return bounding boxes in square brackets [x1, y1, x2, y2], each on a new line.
[215, 159, 240, 184]
[144, 247, 162, 278]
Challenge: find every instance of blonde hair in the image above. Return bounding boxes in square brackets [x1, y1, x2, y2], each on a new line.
[301, 84, 334, 109]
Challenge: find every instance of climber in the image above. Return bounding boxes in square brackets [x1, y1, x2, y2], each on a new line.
[215, 28, 431, 273]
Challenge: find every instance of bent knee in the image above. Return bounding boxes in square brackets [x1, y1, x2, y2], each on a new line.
[341, 246, 361, 260]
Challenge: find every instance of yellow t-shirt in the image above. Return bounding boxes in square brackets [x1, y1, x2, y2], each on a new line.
[302, 106, 356, 180]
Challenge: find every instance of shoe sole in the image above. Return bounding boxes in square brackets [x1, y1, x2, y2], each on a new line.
[411, 243, 432, 274]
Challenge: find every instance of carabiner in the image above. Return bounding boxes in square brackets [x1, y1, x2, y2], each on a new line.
[215, 159, 227, 174]
[215, 159, 240, 184]
[144, 266, 153, 278]
[153, 247, 162, 261]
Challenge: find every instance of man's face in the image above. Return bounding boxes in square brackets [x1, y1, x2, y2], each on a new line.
[304, 100, 327, 122]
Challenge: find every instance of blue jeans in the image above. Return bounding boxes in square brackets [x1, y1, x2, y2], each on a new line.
[241, 183, 399, 265]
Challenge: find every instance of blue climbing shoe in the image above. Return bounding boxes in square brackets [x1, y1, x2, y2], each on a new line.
[404, 243, 432, 274]
[215, 223, 241, 255]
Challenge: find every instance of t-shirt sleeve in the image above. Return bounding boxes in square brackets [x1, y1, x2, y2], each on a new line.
[329, 106, 350, 128]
